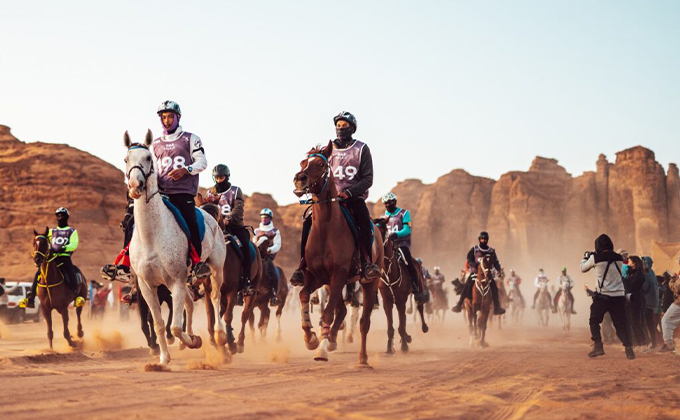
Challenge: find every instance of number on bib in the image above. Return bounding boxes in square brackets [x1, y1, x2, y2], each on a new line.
[53, 237, 68, 246]
[221, 204, 232, 216]
[161, 156, 187, 171]
[332, 165, 358, 180]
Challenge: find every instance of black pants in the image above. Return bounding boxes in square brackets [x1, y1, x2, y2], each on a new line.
[123, 216, 134, 248]
[627, 301, 649, 346]
[300, 198, 373, 263]
[168, 193, 201, 257]
[264, 258, 278, 293]
[589, 296, 631, 346]
[397, 246, 420, 292]
[225, 225, 252, 279]
[644, 307, 658, 347]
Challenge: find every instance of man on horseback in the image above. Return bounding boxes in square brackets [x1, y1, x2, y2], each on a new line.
[531, 269, 552, 310]
[291, 111, 380, 286]
[254, 208, 282, 305]
[204, 163, 254, 296]
[451, 231, 505, 315]
[381, 192, 428, 303]
[553, 267, 577, 314]
[153, 100, 210, 280]
[21, 208, 84, 308]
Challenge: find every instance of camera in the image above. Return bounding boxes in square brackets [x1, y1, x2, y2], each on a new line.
[583, 251, 594, 260]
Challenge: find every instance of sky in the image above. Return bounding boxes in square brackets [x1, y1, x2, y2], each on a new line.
[1, 0, 678, 205]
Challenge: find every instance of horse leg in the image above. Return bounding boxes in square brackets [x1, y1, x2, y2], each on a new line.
[299, 285, 319, 350]
[315, 280, 344, 361]
[138, 281, 171, 365]
[76, 306, 84, 338]
[417, 301, 429, 333]
[397, 298, 411, 353]
[275, 304, 284, 343]
[164, 292, 174, 344]
[358, 282, 376, 366]
[204, 281, 217, 346]
[237, 294, 256, 353]
[208, 269, 228, 347]
[43, 305, 54, 350]
[170, 282, 200, 349]
[329, 297, 347, 352]
[60, 308, 76, 347]
[224, 291, 238, 354]
[138, 295, 158, 353]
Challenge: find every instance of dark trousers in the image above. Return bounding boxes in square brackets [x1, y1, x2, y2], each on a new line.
[168, 193, 201, 257]
[627, 301, 649, 346]
[123, 217, 134, 248]
[397, 246, 420, 291]
[264, 258, 278, 293]
[589, 296, 631, 346]
[225, 225, 252, 279]
[644, 307, 658, 347]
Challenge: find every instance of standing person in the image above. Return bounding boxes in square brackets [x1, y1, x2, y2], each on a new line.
[531, 269, 552, 310]
[254, 208, 282, 305]
[291, 111, 380, 286]
[641, 257, 660, 348]
[152, 100, 210, 279]
[451, 232, 505, 315]
[553, 267, 577, 314]
[581, 234, 635, 359]
[381, 192, 428, 303]
[623, 256, 650, 348]
[203, 163, 254, 295]
[21, 208, 84, 308]
[659, 273, 680, 353]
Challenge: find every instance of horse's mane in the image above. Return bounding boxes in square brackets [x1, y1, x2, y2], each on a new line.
[201, 203, 220, 221]
[306, 143, 324, 156]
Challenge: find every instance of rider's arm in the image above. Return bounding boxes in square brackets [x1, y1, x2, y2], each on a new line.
[534, 277, 541, 288]
[345, 145, 373, 198]
[492, 251, 501, 271]
[395, 210, 412, 238]
[268, 230, 282, 254]
[65, 229, 79, 253]
[580, 254, 595, 273]
[467, 247, 476, 269]
[229, 187, 245, 226]
[204, 188, 220, 203]
[188, 134, 207, 174]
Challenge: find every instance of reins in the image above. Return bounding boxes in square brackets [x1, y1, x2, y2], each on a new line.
[32, 235, 64, 307]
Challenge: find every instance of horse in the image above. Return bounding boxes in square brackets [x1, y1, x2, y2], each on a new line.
[426, 278, 448, 324]
[492, 269, 510, 329]
[31, 229, 87, 349]
[124, 131, 227, 365]
[557, 283, 573, 331]
[248, 237, 289, 341]
[507, 282, 525, 325]
[536, 284, 551, 327]
[310, 285, 330, 320]
[293, 141, 384, 366]
[464, 255, 494, 348]
[374, 220, 428, 354]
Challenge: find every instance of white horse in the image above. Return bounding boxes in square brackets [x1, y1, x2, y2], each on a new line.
[557, 284, 573, 332]
[536, 284, 551, 327]
[508, 284, 525, 325]
[124, 131, 227, 365]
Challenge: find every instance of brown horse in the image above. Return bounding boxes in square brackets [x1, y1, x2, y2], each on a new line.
[464, 254, 494, 347]
[199, 203, 264, 355]
[374, 220, 428, 354]
[249, 237, 289, 341]
[293, 141, 384, 366]
[31, 229, 86, 349]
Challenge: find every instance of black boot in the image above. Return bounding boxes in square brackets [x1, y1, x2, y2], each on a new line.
[491, 281, 505, 315]
[242, 276, 254, 296]
[236, 290, 244, 306]
[588, 341, 605, 357]
[625, 346, 636, 360]
[290, 258, 306, 287]
[412, 280, 428, 304]
[452, 279, 472, 313]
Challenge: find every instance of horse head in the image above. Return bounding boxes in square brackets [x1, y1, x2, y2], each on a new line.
[255, 235, 271, 258]
[200, 202, 222, 228]
[293, 141, 333, 197]
[478, 255, 494, 285]
[32, 227, 50, 266]
[123, 130, 155, 200]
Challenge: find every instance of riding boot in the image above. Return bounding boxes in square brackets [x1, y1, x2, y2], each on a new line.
[490, 281, 506, 315]
[588, 341, 605, 358]
[290, 258, 306, 287]
[20, 271, 40, 308]
[452, 277, 473, 313]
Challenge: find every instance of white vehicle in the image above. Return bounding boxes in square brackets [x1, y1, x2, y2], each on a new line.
[0, 282, 41, 324]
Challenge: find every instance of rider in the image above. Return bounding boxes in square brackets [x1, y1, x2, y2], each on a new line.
[418, 258, 431, 281]
[382, 192, 428, 303]
[553, 267, 577, 314]
[430, 266, 445, 295]
[506, 269, 524, 303]
[152, 100, 210, 279]
[204, 163, 254, 296]
[254, 208, 282, 305]
[290, 111, 380, 286]
[531, 269, 552, 310]
[451, 231, 506, 315]
[21, 208, 84, 308]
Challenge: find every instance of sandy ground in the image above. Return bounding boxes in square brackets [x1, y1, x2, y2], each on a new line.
[1, 301, 680, 420]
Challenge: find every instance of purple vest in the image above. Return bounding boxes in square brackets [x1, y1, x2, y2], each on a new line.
[386, 209, 411, 248]
[50, 228, 74, 252]
[329, 140, 367, 199]
[152, 132, 199, 195]
[207, 186, 239, 217]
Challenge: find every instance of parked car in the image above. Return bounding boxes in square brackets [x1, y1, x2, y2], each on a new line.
[0, 282, 40, 324]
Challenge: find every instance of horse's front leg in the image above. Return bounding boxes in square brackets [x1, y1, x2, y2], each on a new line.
[59, 308, 76, 347]
[417, 300, 429, 333]
[329, 293, 347, 351]
[76, 306, 84, 338]
[170, 282, 201, 350]
[204, 280, 217, 346]
[237, 293, 256, 353]
[299, 284, 319, 350]
[223, 290, 238, 354]
[358, 280, 377, 367]
[396, 297, 411, 353]
[382, 288, 395, 354]
[315, 277, 344, 361]
[138, 281, 170, 364]
[209, 271, 227, 347]
[43, 305, 54, 350]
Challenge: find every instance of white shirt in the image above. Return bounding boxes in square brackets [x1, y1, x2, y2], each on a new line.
[557, 274, 574, 289]
[535, 275, 550, 289]
[256, 222, 281, 254]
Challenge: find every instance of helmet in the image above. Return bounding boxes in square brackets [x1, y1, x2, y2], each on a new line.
[212, 164, 230, 180]
[416, 258, 423, 264]
[382, 192, 397, 204]
[260, 208, 274, 218]
[333, 111, 357, 133]
[434, 266, 440, 271]
[479, 231, 489, 241]
[157, 100, 182, 116]
[561, 266, 567, 272]
[55, 207, 70, 217]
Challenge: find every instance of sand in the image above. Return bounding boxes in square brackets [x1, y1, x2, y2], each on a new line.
[1, 303, 679, 420]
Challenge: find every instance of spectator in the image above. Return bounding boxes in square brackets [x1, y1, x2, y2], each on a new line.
[659, 273, 680, 353]
[623, 256, 649, 348]
[641, 257, 660, 348]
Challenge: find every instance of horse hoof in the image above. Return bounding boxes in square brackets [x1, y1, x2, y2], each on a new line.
[356, 362, 373, 370]
[305, 334, 320, 350]
[187, 335, 202, 349]
[328, 341, 338, 352]
[150, 346, 160, 356]
[228, 342, 238, 355]
[346, 335, 354, 344]
[78, 330, 84, 339]
[215, 330, 228, 347]
[401, 344, 409, 353]
[179, 341, 186, 351]
[237, 343, 245, 354]
[314, 349, 328, 362]
[167, 336, 175, 345]
[406, 335, 412, 344]
[160, 354, 170, 366]
[422, 324, 429, 333]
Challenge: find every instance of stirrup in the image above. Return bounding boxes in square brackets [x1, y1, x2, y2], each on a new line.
[19, 297, 34, 309]
[74, 296, 85, 308]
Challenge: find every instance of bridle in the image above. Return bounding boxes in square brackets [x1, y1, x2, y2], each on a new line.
[126, 143, 159, 203]
[32, 235, 51, 266]
[475, 256, 492, 296]
[31, 234, 62, 305]
[298, 153, 344, 206]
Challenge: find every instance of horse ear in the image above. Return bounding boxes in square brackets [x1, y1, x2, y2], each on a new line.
[44, 227, 49, 236]
[33, 229, 38, 236]
[322, 140, 333, 158]
[145, 129, 153, 147]
[123, 131, 131, 147]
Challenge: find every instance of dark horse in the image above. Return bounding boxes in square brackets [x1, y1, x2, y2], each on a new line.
[374, 220, 428, 354]
[135, 275, 175, 355]
[249, 237, 289, 341]
[465, 254, 494, 347]
[200, 203, 263, 355]
[32, 229, 87, 349]
[293, 141, 384, 366]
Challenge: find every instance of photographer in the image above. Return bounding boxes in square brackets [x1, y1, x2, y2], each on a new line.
[581, 234, 635, 359]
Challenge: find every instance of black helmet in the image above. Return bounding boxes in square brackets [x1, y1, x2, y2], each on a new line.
[55, 207, 70, 217]
[333, 111, 357, 133]
[479, 231, 489, 241]
[212, 164, 230, 181]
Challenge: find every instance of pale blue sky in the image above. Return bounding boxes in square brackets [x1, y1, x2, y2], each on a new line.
[1, 0, 678, 204]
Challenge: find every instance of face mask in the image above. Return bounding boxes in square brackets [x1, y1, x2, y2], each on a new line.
[336, 127, 353, 141]
[57, 217, 69, 228]
[215, 180, 230, 193]
[385, 204, 397, 213]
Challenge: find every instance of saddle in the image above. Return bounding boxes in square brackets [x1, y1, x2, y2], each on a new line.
[225, 234, 257, 263]
[162, 197, 206, 243]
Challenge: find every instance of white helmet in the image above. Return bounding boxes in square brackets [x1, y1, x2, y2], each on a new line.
[434, 266, 441, 271]
[260, 208, 273, 218]
[382, 192, 397, 203]
[55, 207, 70, 217]
[157, 100, 182, 116]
